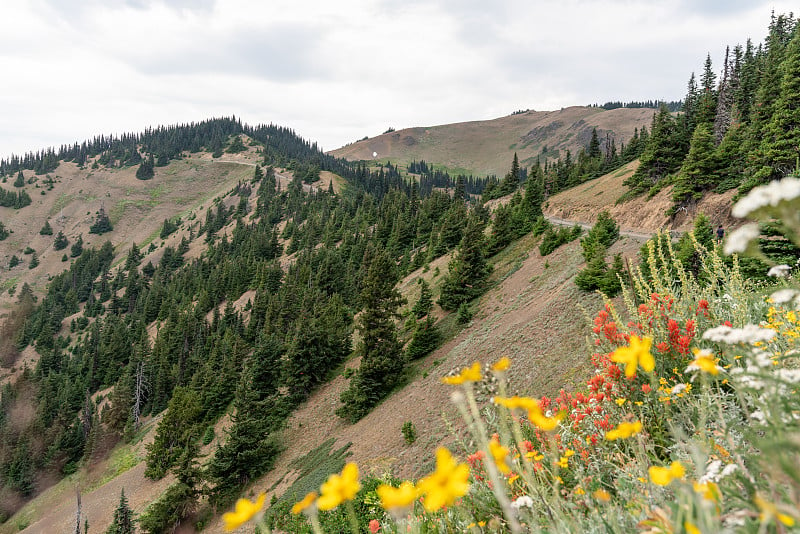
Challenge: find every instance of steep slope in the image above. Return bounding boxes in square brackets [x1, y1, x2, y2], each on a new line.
[543, 160, 737, 232]
[330, 106, 654, 176]
[0, 147, 260, 314]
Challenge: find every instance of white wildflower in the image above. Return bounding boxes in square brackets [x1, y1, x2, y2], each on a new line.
[723, 223, 760, 255]
[771, 289, 799, 304]
[698, 460, 722, 484]
[753, 350, 774, 369]
[720, 464, 738, 479]
[731, 176, 800, 218]
[767, 264, 792, 278]
[750, 410, 766, 423]
[671, 383, 688, 395]
[776, 369, 800, 384]
[511, 495, 534, 509]
[702, 324, 776, 344]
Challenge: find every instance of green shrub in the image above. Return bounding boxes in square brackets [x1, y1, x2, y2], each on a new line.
[401, 421, 417, 444]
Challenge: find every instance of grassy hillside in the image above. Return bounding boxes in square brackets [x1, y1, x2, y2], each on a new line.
[330, 106, 653, 177]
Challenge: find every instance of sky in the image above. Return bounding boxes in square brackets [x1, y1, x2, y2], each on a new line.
[0, 0, 795, 158]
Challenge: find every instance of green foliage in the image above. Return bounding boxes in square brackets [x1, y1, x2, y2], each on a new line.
[105, 489, 135, 534]
[456, 302, 473, 324]
[159, 217, 181, 239]
[137, 481, 195, 534]
[405, 315, 441, 360]
[672, 123, 719, 208]
[70, 235, 83, 257]
[144, 387, 203, 480]
[439, 215, 492, 311]
[28, 252, 39, 269]
[338, 248, 406, 423]
[0, 186, 32, 208]
[575, 212, 622, 296]
[8, 254, 20, 268]
[538, 224, 582, 256]
[136, 154, 155, 180]
[226, 135, 247, 154]
[623, 105, 687, 198]
[401, 421, 417, 444]
[13, 171, 24, 188]
[89, 208, 113, 235]
[411, 279, 433, 318]
[39, 220, 53, 235]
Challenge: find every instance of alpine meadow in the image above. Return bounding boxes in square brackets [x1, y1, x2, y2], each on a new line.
[1, 11, 800, 534]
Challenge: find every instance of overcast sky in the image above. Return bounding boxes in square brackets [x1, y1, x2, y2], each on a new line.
[0, 1, 794, 158]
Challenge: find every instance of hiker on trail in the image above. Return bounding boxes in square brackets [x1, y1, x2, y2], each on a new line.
[717, 225, 725, 242]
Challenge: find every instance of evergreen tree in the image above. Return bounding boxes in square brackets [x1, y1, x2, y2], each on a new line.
[70, 235, 84, 257]
[13, 170, 24, 188]
[752, 27, 800, 184]
[406, 315, 441, 360]
[0, 221, 8, 241]
[106, 488, 135, 534]
[338, 248, 406, 423]
[90, 207, 113, 234]
[624, 105, 687, 196]
[672, 124, 719, 208]
[54, 230, 69, 250]
[411, 279, 433, 318]
[439, 214, 492, 311]
[136, 154, 155, 180]
[39, 220, 53, 235]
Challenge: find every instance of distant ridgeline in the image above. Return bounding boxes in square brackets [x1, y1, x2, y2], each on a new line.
[0, 110, 549, 529]
[589, 100, 683, 112]
[620, 13, 800, 213]
[0, 117, 346, 180]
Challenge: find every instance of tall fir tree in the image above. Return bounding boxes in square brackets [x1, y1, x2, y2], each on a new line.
[439, 214, 492, 310]
[106, 488, 135, 534]
[338, 248, 406, 423]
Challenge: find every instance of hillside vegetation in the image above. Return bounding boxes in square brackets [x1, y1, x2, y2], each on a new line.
[0, 12, 799, 533]
[330, 106, 653, 178]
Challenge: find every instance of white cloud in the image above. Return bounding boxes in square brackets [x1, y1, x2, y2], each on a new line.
[0, 0, 796, 157]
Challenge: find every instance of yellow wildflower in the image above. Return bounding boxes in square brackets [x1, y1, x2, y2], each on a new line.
[755, 494, 796, 527]
[291, 492, 317, 514]
[615, 398, 627, 406]
[593, 489, 611, 502]
[494, 395, 539, 411]
[318, 463, 360, 511]
[610, 335, 655, 378]
[684, 521, 701, 534]
[556, 456, 569, 469]
[649, 461, 685, 486]
[604, 420, 642, 441]
[693, 481, 720, 503]
[489, 436, 511, 474]
[491, 356, 511, 372]
[508, 474, 519, 484]
[688, 348, 721, 375]
[223, 493, 266, 532]
[574, 486, 585, 495]
[377, 481, 417, 512]
[417, 448, 470, 512]
[442, 362, 482, 385]
[528, 404, 565, 432]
